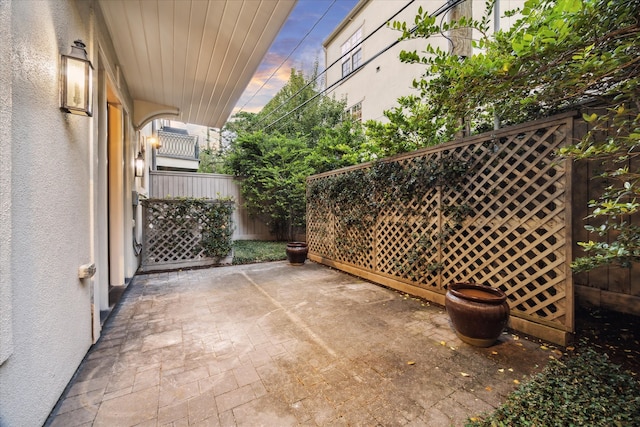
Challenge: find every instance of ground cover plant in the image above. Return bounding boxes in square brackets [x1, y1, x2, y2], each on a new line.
[232, 240, 287, 265]
[467, 346, 640, 426]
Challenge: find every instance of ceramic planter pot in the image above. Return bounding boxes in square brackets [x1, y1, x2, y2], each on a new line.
[286, 242, 308, 265]
[445, 282, 510, 347]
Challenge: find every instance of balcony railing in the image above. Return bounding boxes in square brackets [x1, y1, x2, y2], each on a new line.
[157, 130, 199, 160]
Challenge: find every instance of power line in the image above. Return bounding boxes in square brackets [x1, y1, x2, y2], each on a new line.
[249, 0, 418, 132]
[261, 0, 467, 132]
[235, 0, 338, 115]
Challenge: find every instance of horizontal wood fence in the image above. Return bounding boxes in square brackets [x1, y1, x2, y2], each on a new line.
[149, 171, 274, 241]
[307, 113, 577, 345]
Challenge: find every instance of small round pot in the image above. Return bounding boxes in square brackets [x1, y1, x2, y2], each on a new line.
[286, 242, 308, 265]
[445, 282, 510, 347]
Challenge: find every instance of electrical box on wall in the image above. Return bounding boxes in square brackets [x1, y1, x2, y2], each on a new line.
[132, 190, 139, 206]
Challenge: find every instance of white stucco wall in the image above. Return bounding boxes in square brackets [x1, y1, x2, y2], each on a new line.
[0, 0, 14, 367]
[323, 0, 525, 123]
[0, 1, 96, 425]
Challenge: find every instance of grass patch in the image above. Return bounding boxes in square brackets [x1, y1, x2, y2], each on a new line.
[467, 346, 640, 426]
[232, 240, 288, 265]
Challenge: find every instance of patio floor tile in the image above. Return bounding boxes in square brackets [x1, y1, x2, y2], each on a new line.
[46, 261, 553, 426]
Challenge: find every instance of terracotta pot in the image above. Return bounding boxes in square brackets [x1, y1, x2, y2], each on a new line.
[445, 282, 510, 347]
[286, 242, 308, 265]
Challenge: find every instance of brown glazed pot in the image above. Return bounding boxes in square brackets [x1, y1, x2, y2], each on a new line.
[286, 242, 308, 265]
[445, 282, 510, 347]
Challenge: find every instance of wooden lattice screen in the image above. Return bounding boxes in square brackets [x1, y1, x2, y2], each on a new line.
[307, 114, 575, 345]
[141, 199, 233, 272]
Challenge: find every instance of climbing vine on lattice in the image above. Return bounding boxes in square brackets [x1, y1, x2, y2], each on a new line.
[307, 152, 472, 276]
[142, 198, 234, 267]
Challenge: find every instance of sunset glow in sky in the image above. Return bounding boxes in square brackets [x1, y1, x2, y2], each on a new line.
[232, 0, 359, 116]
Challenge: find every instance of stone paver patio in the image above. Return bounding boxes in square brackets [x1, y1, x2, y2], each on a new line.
[46, 261, 555, 426]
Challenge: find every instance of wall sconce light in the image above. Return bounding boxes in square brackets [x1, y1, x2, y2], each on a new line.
[60, 40, 93, 116]
[147, 136, 161, 149]
[135, 152, 145, 177]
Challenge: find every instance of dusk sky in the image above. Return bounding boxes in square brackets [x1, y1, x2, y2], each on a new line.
[232, 0, 360, 115]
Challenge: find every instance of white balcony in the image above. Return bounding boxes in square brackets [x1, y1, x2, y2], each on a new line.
[156, 129, 200, 172]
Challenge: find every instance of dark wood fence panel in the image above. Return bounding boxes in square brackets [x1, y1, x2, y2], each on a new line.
[570, 108, 640, 315]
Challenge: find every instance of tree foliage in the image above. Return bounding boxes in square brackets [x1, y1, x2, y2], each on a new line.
[379, 0, 639, 271]
[370, 0, 639, 148]
[198, 148, 226, 174]
[224, 68, 371, 240]
[226, 132, 312, 241]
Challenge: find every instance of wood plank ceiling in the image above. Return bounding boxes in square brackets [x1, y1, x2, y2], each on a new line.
[98, 0, 296, 128]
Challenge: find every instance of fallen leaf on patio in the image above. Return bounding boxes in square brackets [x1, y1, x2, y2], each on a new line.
[540, 345, 549, 350]
[491, 351, 498, 355]
[513, 335, 520, 340]
[440, 341, 446, 346]
[407, 361, 416, 365]
[461, 372, 470, 377]
[450, 346, 456, 350]
[485, 386, 492, 391]
[513, 379, 520, 384]
[508, 368, 514, 372]
[566, 346, 575, 351]
[498, 368, 505, 373]
[470, 417, 479, 422]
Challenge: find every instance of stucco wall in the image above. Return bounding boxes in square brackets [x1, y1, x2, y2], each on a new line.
[0, 1, 95, 425]
[0, 0, 14, 367]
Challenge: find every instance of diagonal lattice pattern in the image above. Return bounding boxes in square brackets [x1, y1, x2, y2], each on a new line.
[307, 115, 574, 338]
[142, 199, 233, 271]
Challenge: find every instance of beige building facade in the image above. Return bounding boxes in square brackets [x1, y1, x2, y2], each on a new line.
[323, 0, 524, 123]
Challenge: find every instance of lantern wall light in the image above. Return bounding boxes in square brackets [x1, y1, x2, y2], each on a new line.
[135, 152, 145, 177]
[60, 40, 93, 116]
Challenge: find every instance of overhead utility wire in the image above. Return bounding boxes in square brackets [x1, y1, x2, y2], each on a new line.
[261, 0, 466, 132]
[236, 0, 338, 115]
[249, 0, 418, 131]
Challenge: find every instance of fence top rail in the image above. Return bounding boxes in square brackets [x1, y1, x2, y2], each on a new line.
[142, 198, 234, 205]
[150, 170, 237, 180]
[307, 111, 578, 182]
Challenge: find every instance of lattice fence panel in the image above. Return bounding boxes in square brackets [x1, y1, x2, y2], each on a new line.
[141, 199, 233, 272]
[307, 114, 574, 342]
[374, 156, 442, 286]
[306, 194, 336, 260]
[439, 123, 570, 325]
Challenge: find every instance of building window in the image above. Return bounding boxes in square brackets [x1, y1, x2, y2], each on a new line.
[352, 49, 362, 70]
[341, 28, 362, 78]
[347, 102, 362, 122]
[342, 60, 351, 77]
